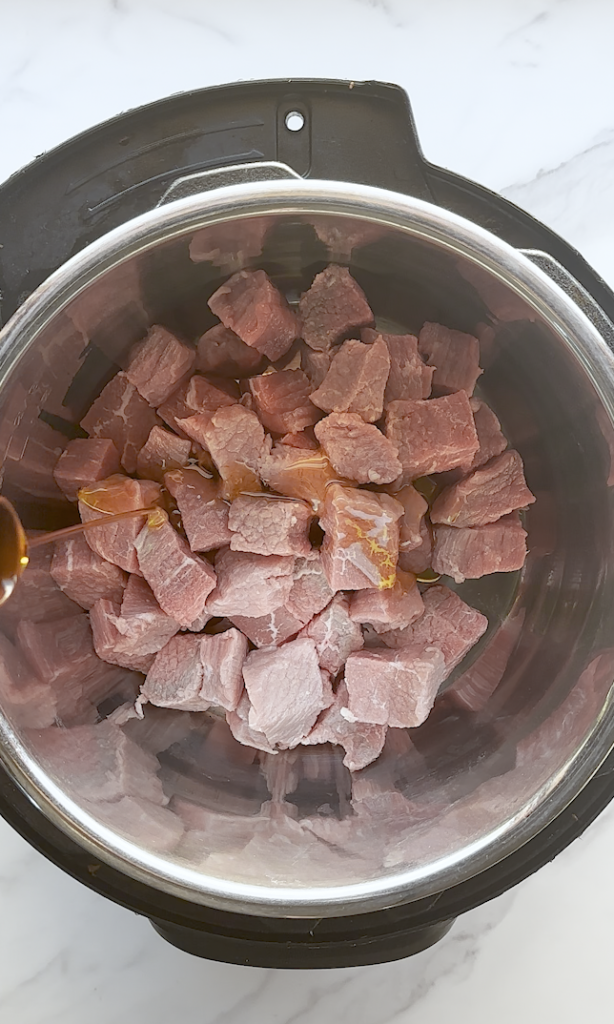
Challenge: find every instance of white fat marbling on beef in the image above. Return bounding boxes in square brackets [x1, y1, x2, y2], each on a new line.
[135, 520, 216, 628]
[51, 534, 127, 610]
[299, 594, 364, 675]
[0, 540, 81, 642]
[135, 425, 191, 482]
[80, 373, 161, 474]
[164, 468, 232, 552]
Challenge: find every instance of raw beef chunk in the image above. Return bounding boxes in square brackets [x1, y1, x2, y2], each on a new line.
[164, 468, 232, 552]
[299, 265, 373, 351]
[259, 443, 338, 512]
[228, 494, 313, 556]
[418, 322, 482, 396]
[196, 324, 264, 377]
[53, 438, 120, 501]
[281, 430, 319, 450]
[390, 484, 429, 552]
[299, 594, 364, 675]
[320, 484, 403, 591]
[362, 328, 433, 402]
[248, 369, 320, 434]
[207, 549, 295, 618]
[78, 476, 162, 574]
[301, 346, 332, 388]
[310, 337, 390, 423]
[139, 630, 247, 713]
[157, 373, 237, 435]
[466, 398, 507, 470]
[286, 554, 335, 622]
[302, 680, 387, 771]
[124, 325, 196, 406]
[242, 637, 332, 747]
[314, 413, 402, 485]
[90, 574, 180, 671]
[380, 585, 488, 673]
[385, 391, 479, 478]
[432, 514, 527, 582]
[230, 606, 304, 648]
[431, 450, 535, 528]
[81, 373, 161, 474]
[136, 426, 191, 481]
[189, 216, 273, 266]
[51, 534, 127, 610]
[349, 570, 424, 633]
[135, 520, 217, 627]
[345, 645, 447, 728]
[398, 518, 432, 575]
[180, 405, 266, 500]
[208, 269, 300, 361]
[226, 691, 278, 754]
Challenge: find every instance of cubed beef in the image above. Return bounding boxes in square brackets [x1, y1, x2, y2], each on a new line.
[389, 484, 429, 552]
[466, 398, 507, 470]
[280, 430, 319, 450]
[259, 443, 337, 513]
[157, 373, 237, 435]
[196, 324, 264, 377]
[180, 405, 266, 501]
[230, 606, 304, 648]
[398, 518, 433, 575]
[418, 322, 483, 396]
[432, 514, 528, 582]
[345, 645, 447, 728]
[228, 494, 312, 557]
[32, 720, 166, 804]
[299, 265, 374, 351]
[362, 328, 433, 402]
[299, 594, 364, 675]
[430, 450, 536, 528]
[80, 373, 161, 474]
[242, 637, 331, 747]
[135, 520, 217, 628]
[301, 346, 332, 389]
[136, 426, 191, 482]
[385, 391, 479, 478]
[301, 680, 386, 772]
[53, 438, 120, 501]
[0, 633, 57, 728]
[90, 574, 180, 671]
[310, 336, 390, 423]
[0, 541, 80, 641]
[380, 585, 488, 674]
[248, 369, 320, 434]
[314, 412, 402, 485]
[320, 484, 403, 591]
[78, 476, 162, 574]
[139, 629, 247, 713]
[208, 269, 300, 361]
[207, 548, 295, 618]
[164, 468, 232, 552]
[51, 534, 127, 610]
[124, 325, 196, 406]
[349, 570, 424, 633]
[226, 691, 278, 754]
[189, 216, 273, 266]
[286, 554, 335, 622]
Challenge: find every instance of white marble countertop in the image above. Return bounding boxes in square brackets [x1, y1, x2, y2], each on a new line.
[2, 0, 614, 1020]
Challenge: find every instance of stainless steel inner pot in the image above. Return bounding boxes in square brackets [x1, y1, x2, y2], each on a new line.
[2, 166, 614, 919]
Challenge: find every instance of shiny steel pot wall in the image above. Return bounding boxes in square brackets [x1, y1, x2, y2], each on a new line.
[1, 176, 614, 919]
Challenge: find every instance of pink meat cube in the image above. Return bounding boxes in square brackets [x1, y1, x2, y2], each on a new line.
[139, 629, 247, 713]
[189, 216, 273, 266]
[430, 450, 536, 528]
[157, 373, 237, 436]
[320, 484, 403, 591]
[53, 438, 120, 501]
[362, 328, 433, 402]
[136, 426, 191, 482]
[259, 443, 338, 513]
[280, 430, 319, 450]
[196, 324, 264, 378]
[135, 520, 216, 628]
[310, 336, 390, 423]
[230, 606, 304, 648]
[345, 645, 447, 727]
[390, 484, 429, 553]
[0, 541, 80, 641]
[0, 633, 57, 729]
[349, 570, 424, 633]
[418, 322, 483, 396]
[208, 269, 300, 361]
[314, 412, 402, 485]
[81, 373, 161, 474]
[207, 548, 295, 618]
[380, 585, 488, 674]
[179, 405, 267, 501]
[164, 468, 232, 552]
[432, 514, 528, 583]
[226, 691, 278, 754]
[466, 398, 507, 470]
[299, 594, 364, 675]
[78, 476, 162, 574]
[398, 518, 433, 574]
[385, 391, 479, 478]
[242, 637, 332, 747]
[228, 494, 313, 557]
[301, 346, 332, 389]
[299, 265, 374, 351]
[90, 574, 180, 671]
[51, 534, 127, 610]
[124, 325, 196, 406]
[248, 369, 320, 434]
[301, 680, 386, 772]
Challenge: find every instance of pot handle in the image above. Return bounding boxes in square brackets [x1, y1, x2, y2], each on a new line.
[157, 160, 302, 206]
[521, 249, 614, 350]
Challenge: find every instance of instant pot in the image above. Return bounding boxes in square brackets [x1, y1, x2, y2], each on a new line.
[1, 79, 614, 969]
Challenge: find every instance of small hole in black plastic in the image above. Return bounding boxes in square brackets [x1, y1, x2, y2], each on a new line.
[285, 110, 305, 132]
